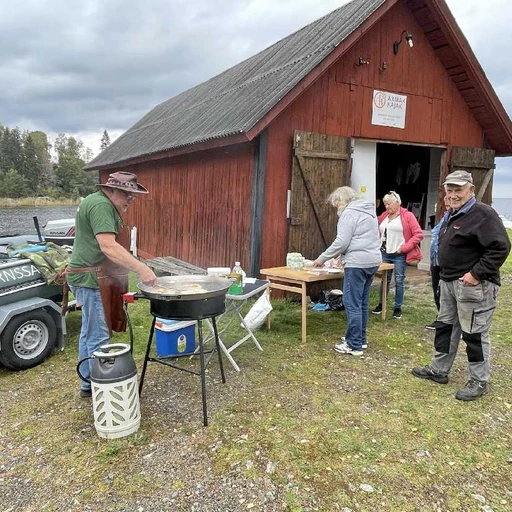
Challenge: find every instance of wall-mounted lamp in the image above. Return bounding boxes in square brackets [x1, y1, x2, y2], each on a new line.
[393, 30, 414, 55]
[357, 57, 369, 66]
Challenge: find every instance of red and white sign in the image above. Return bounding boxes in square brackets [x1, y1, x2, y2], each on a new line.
[371, 90, 407, 129]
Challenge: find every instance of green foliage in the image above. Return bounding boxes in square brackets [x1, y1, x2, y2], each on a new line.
[0, 127, 24, 174]
[21, 133, 39, 192]
[53, 134, 97, 197]
[0, 168, 29, 197]
[0, 122, 96, 199]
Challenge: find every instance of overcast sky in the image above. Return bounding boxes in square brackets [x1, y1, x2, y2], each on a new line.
[1, 0, 511, 198]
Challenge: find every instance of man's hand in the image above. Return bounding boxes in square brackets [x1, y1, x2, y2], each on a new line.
[139, 266, 157, 285]
[313, 259, 323, 268]
[460, 272, 480, 286]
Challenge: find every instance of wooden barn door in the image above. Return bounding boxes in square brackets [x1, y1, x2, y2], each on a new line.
[289, 130, 352, 259]
[450, 146, 496, 205]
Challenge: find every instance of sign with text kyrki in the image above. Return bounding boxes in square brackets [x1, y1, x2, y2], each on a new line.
[371, 90, 407, 129]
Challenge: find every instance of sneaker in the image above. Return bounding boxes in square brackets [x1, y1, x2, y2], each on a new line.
[334, 341, 363, 356]
[455, 380, 488, 401]
[371, 304, 382, 315]
[393, 307, 402, 319]
[340, 337, 367, 349]
[425, 321, 437, 330]
[80, 389, 92, 398]
[411, 365, 449, 384]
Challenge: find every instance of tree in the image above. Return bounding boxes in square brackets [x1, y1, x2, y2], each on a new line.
[0, 123, 4, 171]
[53, 134, 96, 197]
[100, 130, 111, 151]
[0, 127, 24, 174]
[30, 131, 54, 189]
[21, 133, 39, 192]
[0, 168, 29, 198]
[54, 134, 84, 196]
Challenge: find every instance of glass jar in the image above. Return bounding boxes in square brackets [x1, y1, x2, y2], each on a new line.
[286, 252, 304, 271]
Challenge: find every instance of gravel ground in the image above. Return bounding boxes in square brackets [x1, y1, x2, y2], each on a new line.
[0, 362, 306, 512]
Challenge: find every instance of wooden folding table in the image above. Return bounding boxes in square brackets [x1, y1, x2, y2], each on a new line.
[260, 263, 394, 344]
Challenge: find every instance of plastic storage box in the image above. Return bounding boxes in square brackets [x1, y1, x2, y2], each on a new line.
[155, 319, 196, 357]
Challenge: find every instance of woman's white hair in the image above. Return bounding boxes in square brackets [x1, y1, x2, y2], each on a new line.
[327, 186, 359, 215]
[382, 190, 402, 205]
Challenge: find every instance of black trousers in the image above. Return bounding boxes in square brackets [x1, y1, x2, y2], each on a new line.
[430, 264, 441, 311]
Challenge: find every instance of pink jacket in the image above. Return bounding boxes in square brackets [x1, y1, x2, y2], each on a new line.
[378, 207, 424, 263]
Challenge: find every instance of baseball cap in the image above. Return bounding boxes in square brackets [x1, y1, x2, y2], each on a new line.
[442, 170, 473, 186]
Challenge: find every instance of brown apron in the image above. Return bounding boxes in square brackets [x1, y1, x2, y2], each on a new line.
[64, 225, 130, 335]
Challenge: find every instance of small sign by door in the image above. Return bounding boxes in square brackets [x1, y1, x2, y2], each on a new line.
[371, 90, 407, 129]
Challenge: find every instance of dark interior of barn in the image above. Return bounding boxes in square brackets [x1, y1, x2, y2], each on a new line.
[376, 143, 431, 227]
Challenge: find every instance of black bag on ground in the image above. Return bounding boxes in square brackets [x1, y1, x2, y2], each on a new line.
[318, 289, 344, 311]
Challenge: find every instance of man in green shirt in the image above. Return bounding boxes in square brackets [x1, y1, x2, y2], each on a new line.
[69, 172, 156, 398]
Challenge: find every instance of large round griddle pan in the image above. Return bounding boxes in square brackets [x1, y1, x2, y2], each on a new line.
[137, 275, 232, 301]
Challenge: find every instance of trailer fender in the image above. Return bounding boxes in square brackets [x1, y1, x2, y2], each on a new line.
[0, 298, 66, 351]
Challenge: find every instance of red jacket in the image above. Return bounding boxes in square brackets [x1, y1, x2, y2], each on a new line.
[378, 207, 424, 263]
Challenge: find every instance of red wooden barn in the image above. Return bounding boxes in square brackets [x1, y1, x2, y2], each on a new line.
[85, 0, 512, 276]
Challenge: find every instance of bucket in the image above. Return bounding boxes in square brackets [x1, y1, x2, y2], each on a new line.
[77, 343, 141, 439]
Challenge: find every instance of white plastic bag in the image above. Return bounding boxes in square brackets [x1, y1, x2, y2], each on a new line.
[242, 292, 273, 330]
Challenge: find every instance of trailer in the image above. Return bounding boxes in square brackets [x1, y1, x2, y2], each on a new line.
[0, 254, 67, 370]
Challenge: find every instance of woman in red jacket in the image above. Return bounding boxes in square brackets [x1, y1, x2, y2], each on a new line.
[372, 191, 423, 319]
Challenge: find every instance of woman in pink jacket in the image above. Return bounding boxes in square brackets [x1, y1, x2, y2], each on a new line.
[372, 191, 423, 319]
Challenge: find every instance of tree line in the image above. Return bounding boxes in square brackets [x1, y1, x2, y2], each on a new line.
[0, 123, 111, 199]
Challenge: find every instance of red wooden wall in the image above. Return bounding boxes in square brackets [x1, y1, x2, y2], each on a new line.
[99, 0, 491, 273]
[102, 143, 254, 269]
[260, 0, 485, 269]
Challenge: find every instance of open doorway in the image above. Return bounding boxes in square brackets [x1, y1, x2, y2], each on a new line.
[376, 143, 431, 227]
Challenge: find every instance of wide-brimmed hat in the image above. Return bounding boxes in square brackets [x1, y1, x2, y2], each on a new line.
[97, 171, 149, 194]
[443, 170, 473, 186]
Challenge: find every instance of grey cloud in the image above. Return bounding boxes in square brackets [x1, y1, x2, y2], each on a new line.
[0, 0, 510, 191]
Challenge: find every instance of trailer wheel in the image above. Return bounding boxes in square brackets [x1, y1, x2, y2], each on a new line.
[0, 310, 57, 370]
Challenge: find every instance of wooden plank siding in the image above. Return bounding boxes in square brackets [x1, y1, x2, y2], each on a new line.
[98, 0, 496, 273]
[102, 143, 255, 269]
[260, 0, 484, 269]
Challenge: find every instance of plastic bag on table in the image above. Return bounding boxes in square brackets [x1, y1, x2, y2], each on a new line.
[242, 292, 273, 330]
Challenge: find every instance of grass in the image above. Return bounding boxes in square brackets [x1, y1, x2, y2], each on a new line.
[1, 244, 511, 511]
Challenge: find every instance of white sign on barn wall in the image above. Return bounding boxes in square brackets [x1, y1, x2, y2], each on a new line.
[371, 90, 407, 129]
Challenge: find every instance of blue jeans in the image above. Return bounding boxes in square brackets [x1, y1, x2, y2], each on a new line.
[379, 253, 407, 308]
[343, 266, 379, 350]
[70, 286, 110, 391]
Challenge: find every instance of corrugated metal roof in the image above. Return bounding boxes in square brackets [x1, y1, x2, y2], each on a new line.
[86, 0, 385, 169]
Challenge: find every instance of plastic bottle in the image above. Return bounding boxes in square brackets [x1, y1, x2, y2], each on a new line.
[228, 261, 244, 295]
[234, 261, 246, 284]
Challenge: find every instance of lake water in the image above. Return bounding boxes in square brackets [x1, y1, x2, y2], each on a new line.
[491, 198, 512, 220]
[1, 198, 511, 236]
[0, 206, 78, 236]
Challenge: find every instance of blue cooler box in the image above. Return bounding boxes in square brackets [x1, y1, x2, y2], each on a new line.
[155, 319, 196, 357]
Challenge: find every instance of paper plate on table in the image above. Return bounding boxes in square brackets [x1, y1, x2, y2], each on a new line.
[326, 268, 342, 273]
